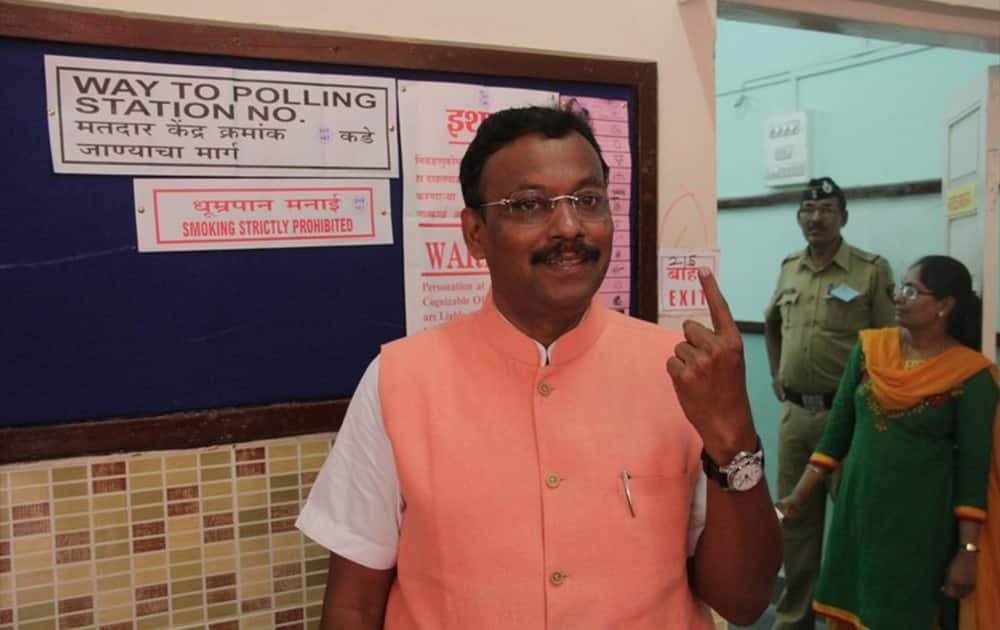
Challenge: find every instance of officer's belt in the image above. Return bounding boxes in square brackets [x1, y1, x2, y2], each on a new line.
[785, 389, 835, 411]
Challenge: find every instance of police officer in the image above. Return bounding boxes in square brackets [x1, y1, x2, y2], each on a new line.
[764, 177, 895, 630]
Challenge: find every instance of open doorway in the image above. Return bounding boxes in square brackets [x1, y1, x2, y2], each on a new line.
[713, 5, 998, 629]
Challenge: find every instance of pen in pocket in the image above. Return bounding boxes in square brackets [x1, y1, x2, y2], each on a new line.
[622, 469, 636, 518]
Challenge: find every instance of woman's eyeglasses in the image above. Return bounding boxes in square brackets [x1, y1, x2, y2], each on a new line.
[894, 284, 935, 302]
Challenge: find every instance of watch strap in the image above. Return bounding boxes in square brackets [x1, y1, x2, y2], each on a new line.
[701, 449, 730, 488]
[701, 436, 764, 490]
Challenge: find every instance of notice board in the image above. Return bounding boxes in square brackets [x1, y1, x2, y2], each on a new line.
[0, 2, 658, 436]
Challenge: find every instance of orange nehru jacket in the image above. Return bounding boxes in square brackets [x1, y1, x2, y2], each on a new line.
[379, 296, 713, 629]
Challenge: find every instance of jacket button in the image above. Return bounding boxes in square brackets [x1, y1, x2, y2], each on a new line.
[537, 382, 552, 396]
[549, 571, 566, 586]
[545, 473, 561, 489]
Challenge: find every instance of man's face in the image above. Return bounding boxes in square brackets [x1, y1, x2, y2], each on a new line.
[797, 197, 846, 249]
[461, 131, 612, 327]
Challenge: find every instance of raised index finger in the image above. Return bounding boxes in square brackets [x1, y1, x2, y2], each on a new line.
[698, 266, 736, 334]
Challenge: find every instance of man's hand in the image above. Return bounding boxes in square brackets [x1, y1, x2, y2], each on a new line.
[674, 269, 782, 624]
[666, 268, 757, 462]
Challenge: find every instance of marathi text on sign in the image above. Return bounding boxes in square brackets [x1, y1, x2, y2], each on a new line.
[46, 55, 398, 177]
[133, 179, 393, 252]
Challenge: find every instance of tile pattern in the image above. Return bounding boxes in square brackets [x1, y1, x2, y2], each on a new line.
[0, 434, 334, 630]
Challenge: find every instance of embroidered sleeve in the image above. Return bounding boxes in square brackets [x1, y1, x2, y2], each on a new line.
[954, 368, 998, 521]
[813, 343, 863, 464]
[954, 506, 987, 523]
[808, 452, 839, 472]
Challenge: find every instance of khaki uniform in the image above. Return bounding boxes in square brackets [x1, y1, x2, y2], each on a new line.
[765, 241, 894, 630]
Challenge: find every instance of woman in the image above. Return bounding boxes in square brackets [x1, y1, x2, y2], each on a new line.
[775, 255, 999, 630]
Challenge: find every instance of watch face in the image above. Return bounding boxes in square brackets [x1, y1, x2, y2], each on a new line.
[727, 461, 763, 492]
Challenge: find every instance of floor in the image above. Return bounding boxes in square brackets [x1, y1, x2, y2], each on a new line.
[729, 604, 828, 629]
[726, 578, 828, 630]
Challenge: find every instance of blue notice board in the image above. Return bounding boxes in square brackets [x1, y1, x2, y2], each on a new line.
[0, 34, 641, 428]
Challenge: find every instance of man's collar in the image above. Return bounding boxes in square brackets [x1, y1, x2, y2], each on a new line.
[494, 306, 586, 366]
[481, 294, 606, 367]
[800, 239, 849, 272]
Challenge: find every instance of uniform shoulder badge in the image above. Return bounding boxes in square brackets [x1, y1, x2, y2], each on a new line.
[781, 249, 805, 266]
[849, 245, 879, 264]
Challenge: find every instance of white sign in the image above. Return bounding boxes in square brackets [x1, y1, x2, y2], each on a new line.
[659, 248, 719, 316]
[763, 111, 809, 187]
[133, 179, 393, 252]
[46, 55, 398, 177]
[398, 80, 558, 334]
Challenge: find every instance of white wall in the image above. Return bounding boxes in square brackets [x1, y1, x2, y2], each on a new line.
[715, 18, 997, 322]
[723, 0, 1000, 53]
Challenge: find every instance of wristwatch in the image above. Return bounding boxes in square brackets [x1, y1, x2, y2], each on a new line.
[701, 437, 765, 492]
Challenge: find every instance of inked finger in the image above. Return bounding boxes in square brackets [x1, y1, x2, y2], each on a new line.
[697, 267, 737, 335]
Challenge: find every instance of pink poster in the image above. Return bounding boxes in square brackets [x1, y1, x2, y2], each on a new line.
[562, 95, 633, 314]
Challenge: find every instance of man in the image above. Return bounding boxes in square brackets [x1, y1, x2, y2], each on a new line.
[765, 177, 895, 630]
[297, 106, 781, 629]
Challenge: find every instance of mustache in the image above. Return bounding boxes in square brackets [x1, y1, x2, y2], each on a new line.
[530, 240, 601, 265]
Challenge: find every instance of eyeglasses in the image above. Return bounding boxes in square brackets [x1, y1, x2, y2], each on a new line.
[894, 284, 935, 302]
[479, 189, 617, 226]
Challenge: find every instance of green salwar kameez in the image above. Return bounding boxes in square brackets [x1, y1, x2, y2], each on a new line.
[811, 345, 997, 630]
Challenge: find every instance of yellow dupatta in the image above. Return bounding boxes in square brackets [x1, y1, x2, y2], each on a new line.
[859, 328, 999, 630]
